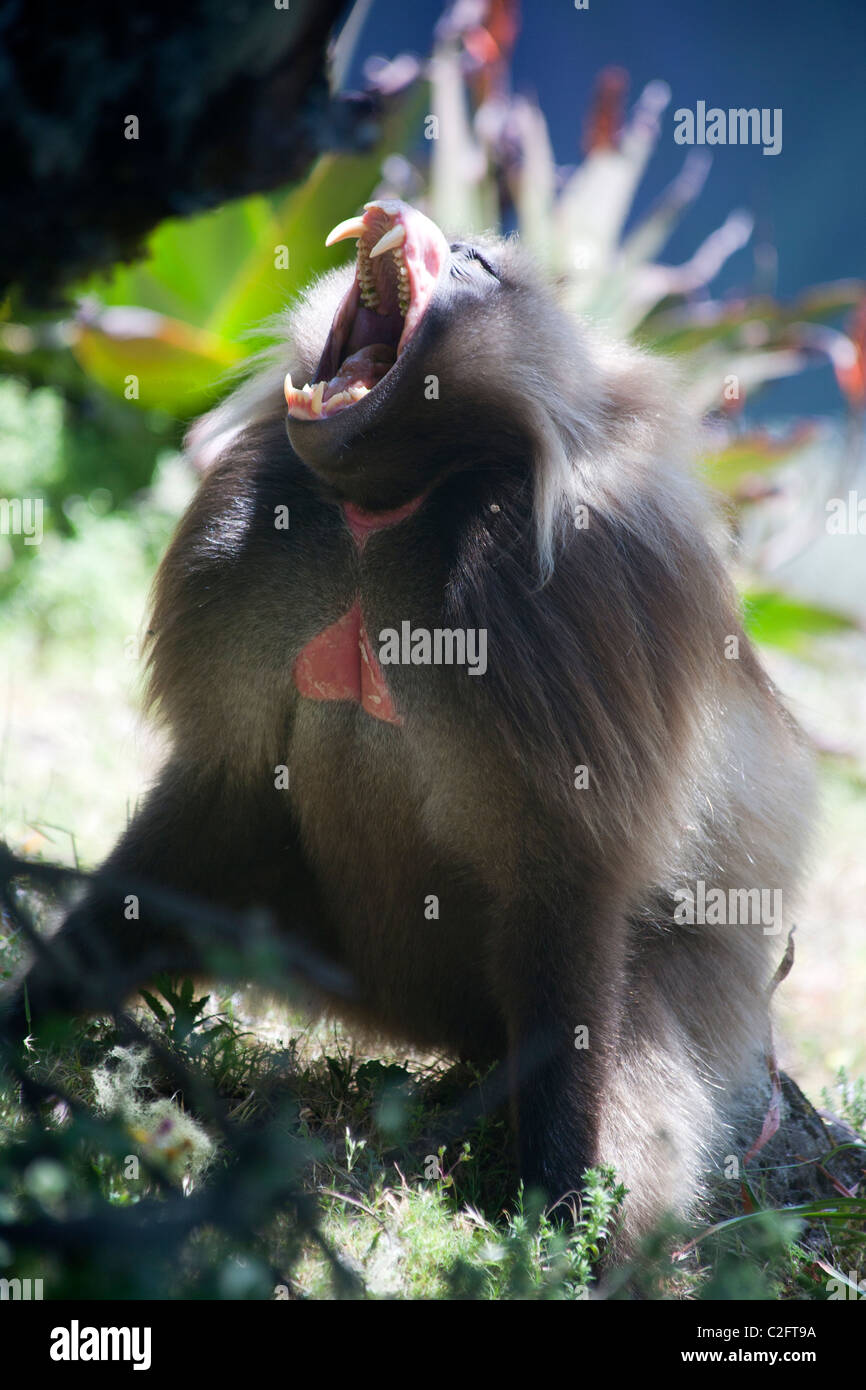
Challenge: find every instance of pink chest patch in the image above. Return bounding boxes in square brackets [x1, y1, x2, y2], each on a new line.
[292, 496, 423, 725]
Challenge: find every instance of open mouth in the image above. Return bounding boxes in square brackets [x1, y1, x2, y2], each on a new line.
[284, 199, 450, 421]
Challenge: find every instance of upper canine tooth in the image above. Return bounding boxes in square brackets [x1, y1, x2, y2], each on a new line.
[325, 216, 367, 247]
[369, 225, 406, 259]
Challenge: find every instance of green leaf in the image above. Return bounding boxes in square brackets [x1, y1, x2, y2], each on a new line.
[140, 990, 169, 1024]
[684, 347, 810, 416]
[742, 588, 858, 655]
[792, 279, 866, 324]
[639, 298, 782, 354]
[640, 279, 866, 355]
[701, 427, 814, 493]
[72, 307, 244, 416]
[76, 198, 274, 326]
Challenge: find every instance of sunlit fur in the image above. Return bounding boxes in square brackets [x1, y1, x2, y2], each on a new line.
[11, 232, 814, 1252]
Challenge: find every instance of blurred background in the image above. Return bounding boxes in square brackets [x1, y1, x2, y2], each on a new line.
[1, 0, 864, 1103]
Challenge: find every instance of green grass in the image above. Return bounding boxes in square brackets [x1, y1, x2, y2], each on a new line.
[1, 961, 863, 1300]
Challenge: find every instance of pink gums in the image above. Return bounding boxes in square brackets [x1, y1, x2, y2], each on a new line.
[292, 497, 424, 724]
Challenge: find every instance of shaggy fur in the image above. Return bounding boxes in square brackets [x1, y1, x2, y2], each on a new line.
[7, 230, 814, 1251]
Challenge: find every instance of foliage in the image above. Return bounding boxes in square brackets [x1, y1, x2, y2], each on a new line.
[822, 1069, 866, 1134]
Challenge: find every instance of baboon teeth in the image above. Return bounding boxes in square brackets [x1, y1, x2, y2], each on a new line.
[355, 228, 408, 318]
[299, 199, 450, 423]
[324, 216, 367, 247]
[368, 224, 407, 259]
[284, 373, 322, 419]
[322, 385, 370, 416]
[286, 372, 373, 420]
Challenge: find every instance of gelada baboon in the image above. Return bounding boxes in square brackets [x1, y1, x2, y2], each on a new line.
[6, 199, 813, 1249]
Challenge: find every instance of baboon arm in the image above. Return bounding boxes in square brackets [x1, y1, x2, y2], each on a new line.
[3, 759, 331, 1037]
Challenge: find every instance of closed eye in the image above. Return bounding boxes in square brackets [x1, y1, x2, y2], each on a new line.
[450, 243, 500, 282]
[465, 248, 499, 280]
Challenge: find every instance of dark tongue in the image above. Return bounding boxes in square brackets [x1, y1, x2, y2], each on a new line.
[324, 343, 395, 400]
[343, 304, 403, 358]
